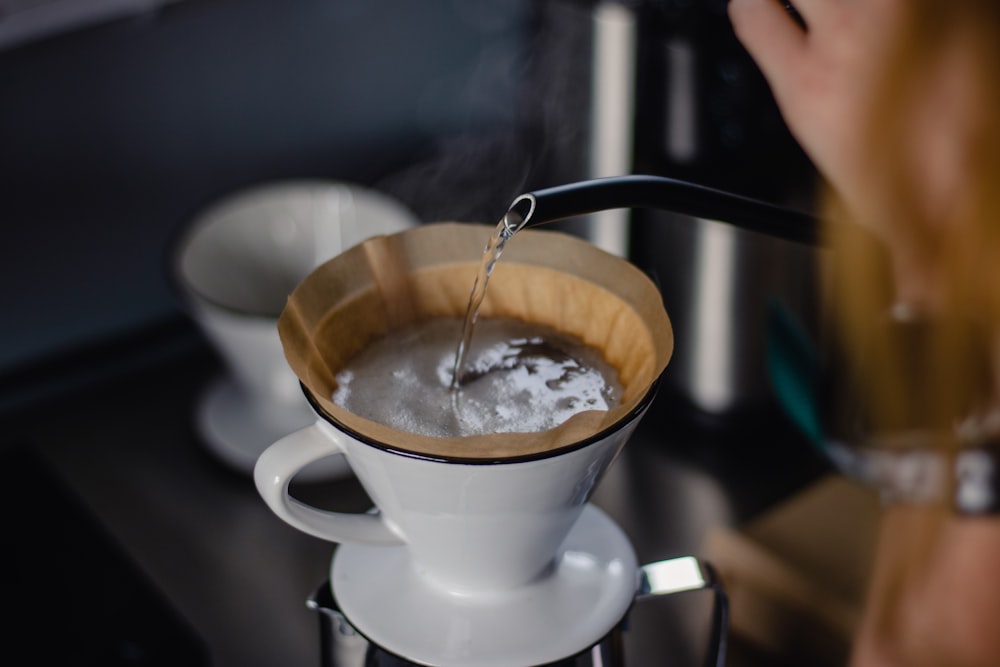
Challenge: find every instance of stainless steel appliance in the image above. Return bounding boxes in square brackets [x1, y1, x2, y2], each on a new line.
[598, 0, 821, 419]
[482, 0, 820, 420]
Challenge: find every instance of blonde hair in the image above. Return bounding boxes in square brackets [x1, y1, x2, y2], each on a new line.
[824, 0, 1000, 438]
[822, 0, 1000, 650]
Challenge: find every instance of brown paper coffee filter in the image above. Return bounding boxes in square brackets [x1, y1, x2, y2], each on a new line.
[278, 222, 673, 459]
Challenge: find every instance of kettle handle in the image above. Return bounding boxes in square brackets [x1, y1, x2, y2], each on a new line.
[505, 174, 820, 247]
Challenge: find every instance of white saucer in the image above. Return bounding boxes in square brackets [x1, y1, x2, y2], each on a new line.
[330, 504, 638, 667]
[195, 376, 351, 482]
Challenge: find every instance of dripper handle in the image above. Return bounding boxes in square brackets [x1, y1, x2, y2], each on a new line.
[254, 421, 404, 545]
[506, 175, 820, 246]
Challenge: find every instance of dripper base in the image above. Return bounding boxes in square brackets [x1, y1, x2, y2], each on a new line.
[329, 504, 637, 667]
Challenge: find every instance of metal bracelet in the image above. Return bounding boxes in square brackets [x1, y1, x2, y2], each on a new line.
[827, 439, 1000, 515]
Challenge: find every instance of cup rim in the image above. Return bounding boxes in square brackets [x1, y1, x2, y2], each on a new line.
[301, 378, 660, 465]
[166, 179, 419, 321]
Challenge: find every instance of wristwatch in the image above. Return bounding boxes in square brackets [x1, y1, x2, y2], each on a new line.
[827, 436, 1000, 515]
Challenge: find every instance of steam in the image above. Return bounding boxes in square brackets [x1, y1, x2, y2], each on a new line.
[375, 0, 596, 226]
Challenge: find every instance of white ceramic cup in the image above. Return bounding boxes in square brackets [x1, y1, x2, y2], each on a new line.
[254, 385, 658, 595]
[174, 181, 419, 474]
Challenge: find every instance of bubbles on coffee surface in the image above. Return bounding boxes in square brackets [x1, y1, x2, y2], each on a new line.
[331, 317, 623, 438]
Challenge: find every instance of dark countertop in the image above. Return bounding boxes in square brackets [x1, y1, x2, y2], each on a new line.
[2, 321, 828, 667]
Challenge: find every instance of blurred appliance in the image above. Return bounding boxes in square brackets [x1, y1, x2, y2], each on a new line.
[577, 0, 820, 419]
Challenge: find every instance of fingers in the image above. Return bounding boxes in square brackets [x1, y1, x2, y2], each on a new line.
[728, 0, 809, 97]
[786, 0, 833, 29]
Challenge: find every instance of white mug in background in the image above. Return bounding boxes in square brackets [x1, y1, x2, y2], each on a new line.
[173, 180, 419, 478]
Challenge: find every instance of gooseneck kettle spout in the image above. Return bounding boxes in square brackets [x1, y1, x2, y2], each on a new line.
[502, 175, 821, 246]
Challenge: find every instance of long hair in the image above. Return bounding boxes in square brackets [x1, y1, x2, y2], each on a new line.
[824, 1, 1000, 439]
[823, 0, 1000, 654]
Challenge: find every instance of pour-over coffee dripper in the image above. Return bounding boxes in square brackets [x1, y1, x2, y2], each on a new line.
[255, 222, 679, 665]
[257, 175, 824, 666]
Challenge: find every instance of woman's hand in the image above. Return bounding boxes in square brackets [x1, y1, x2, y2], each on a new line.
[728, 0, 901, 215]
[728, 0, 979, 307]
[852, 507, 1000, 667]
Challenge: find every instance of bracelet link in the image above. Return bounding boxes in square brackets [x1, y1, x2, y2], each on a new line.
[955, 448, 1000, 514]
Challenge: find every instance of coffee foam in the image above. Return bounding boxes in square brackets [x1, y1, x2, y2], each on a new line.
[331, 317, 623, 438]
[278, 223, 673, 459]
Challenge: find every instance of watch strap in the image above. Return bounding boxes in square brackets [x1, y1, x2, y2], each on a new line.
[828, 440, 1000, 515]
